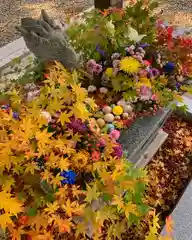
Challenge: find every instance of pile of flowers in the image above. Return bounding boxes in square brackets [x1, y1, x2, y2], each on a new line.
[66, 2, 192, 130]
[0, 62, 160, 239]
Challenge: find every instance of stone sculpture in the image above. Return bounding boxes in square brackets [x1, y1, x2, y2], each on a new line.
[16, 10, 80, 71]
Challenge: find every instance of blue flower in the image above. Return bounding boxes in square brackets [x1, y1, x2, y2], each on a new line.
[60, 170, 76, 185]
[12, 112, 19, 120]
[138, 43, 150, 48]
[96, 44, 105, 57]
[164, 62, 175, 73]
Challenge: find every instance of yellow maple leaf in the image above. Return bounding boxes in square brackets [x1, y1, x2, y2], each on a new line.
[71, 102, 91, 122]
[44, 202, 59, 215]
[111, 195, 124, 209]
[59, 157, 70, 171]
[61, 199, 76, 217]
[84, 183, 100, 203]
[0, 213, 13, 230]
[59, 111, 73, 125]
[24, 162, 39, 175]
[85, 97, 97, 111]
[0, 191, 23, 215]
[72, 84, 87, 102]
[124, 202, 138, 218]
[50, 173, 64, 189]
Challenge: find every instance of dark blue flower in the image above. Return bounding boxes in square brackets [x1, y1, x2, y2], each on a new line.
[60, 170, 76, 185]
[96, 44, 105, 57]
[12, 112, 19, 120]
[164, 62, 175, 73]
[176, 82, 181, 91]
[138, 43, 150, 48]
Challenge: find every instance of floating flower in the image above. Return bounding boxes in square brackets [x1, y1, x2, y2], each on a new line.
[99, 87, 108, 94]
[12, 112, 19, 120]
[96, 44, 105, 57]
[106, 20, 115, 36]
[93, 64, 103, 74]
[140, 86, 152, 101]
[111, 52, 121, 60]
[112, 144, 123, 159]
[120, 57, 141, 74]
[99, 138, 106, 147]
[72, 151, 89, 168]
[105, 68, 113, 78]
[112, 106, 123, 116]
[67, 117, 88, 134]
[88, 85, 97, 93]
[110, 130, 120, 140]
[151, 94, 157, 101]
[91, 151, 100, 162]
[138, 77, 152, 88]
[139, 69, 148, 77]
[87, 59, 97, 69]
[60, 170, 76, 185]
[164, 62, 175, 73]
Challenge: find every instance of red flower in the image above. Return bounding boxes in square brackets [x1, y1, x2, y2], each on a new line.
[18, 215, 28, 225]
[44, 73, 49, 79]
[91, 151, 100, 162]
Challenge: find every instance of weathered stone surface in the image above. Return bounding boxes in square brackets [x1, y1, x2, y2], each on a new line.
[176, 93, 192, 121]
[119, 108, 172, 164]
[161, 180, 192, 240]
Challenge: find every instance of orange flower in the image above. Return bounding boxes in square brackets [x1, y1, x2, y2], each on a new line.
[91, 151, 100, 162]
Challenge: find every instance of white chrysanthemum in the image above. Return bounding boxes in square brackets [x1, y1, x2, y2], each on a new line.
[100, 87, 108, 94]
[106, 20, 115, 36]
[88, 85, 97, 93]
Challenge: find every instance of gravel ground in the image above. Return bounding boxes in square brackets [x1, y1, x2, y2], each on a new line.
[0, 0, 192, 47]
[0, 0, 93, 47]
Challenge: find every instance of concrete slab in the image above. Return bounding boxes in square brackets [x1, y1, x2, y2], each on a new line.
[161, 180, 192, 240]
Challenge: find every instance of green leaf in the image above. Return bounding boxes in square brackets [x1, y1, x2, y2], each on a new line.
[27, 207, 37, 217]
[128, 213, 140, 226]
[102, 193, 112, 202]
[138, 204, 150, 215]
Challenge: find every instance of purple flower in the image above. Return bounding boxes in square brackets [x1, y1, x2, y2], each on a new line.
[96, 44, 105, 57]
[149, 68, 160, 77]
[67, 117, 88, 134]
[12, 112, 19, 120]
[60, 170, 76, 185]
[112, 144, 123, 159]
[138, 43, 150, 48]
[93, 64, 103, 74]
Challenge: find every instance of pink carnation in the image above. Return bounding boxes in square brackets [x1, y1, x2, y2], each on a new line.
[109, 130, 120, 140]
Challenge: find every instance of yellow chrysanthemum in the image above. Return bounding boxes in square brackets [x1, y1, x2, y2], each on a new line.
[120, 57, 141, 74]
[113, 106, 123, 116]
[137, 77, 152, 88]
[72, 150, 89, 169]
[105, 68, 113, 78]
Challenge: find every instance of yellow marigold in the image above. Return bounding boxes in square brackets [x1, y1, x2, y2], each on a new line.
[137, 77, 152, 88]
[113, 106, 123, 116]
[120, 57, 141, 74]
[105, 68, 113, 78]
[72, 150, 89, 169]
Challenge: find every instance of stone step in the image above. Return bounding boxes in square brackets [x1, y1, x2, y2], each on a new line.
[135, 129, 168, 168]
[161, 180, 192, 240]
